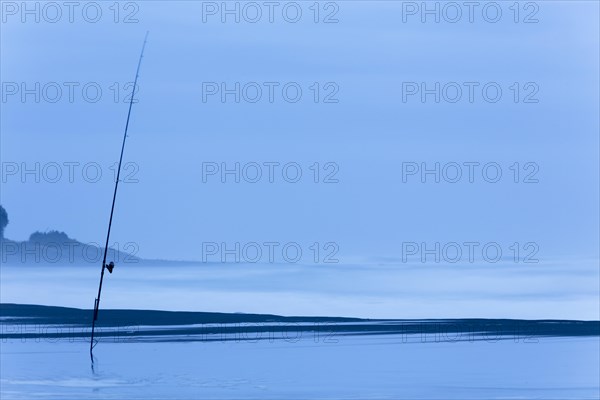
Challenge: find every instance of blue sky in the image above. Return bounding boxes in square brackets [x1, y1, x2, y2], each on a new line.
[1, 1, 598, 266]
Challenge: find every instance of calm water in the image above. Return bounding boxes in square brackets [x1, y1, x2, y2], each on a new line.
[1, 264, 599, 398]
[2, 335, 599, 399]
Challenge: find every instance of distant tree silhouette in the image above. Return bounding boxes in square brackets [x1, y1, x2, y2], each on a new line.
[29, 230, 72, 243]
[0, 205, 8, 239]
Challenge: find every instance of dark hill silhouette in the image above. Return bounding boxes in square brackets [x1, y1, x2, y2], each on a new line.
[1, 231, 142, 266]
[0, 205, 196, 266]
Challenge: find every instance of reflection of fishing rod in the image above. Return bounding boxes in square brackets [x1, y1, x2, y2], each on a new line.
[90, 32, 148, 361]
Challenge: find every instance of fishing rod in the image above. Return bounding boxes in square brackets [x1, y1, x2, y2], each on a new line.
[90, 32, 148, 360]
